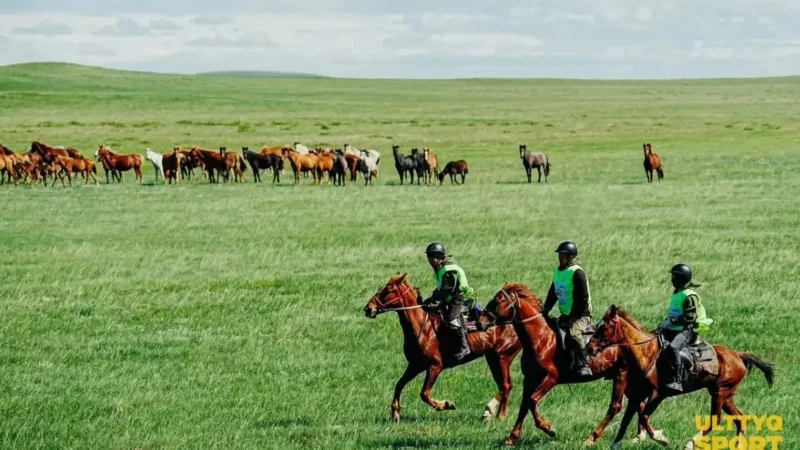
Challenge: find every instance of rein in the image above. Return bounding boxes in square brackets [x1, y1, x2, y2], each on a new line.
[493, 289, 543, 325]
[372, 284, 424, 314]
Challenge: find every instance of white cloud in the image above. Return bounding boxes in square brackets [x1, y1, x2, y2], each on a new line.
[94, 17, 150, 36]
[13, 20, 73, 35]
[634, 5, 652, 21]
[149, 19, 180, 31]
[543, 12, 597, 26]
[731, 16, 746, 23]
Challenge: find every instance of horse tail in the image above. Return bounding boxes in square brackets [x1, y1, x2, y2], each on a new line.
[545, 154, 551, 176]
[739, 352, 775, 387]
[92, 164, 97, 174]
[656, 167, 664, 179]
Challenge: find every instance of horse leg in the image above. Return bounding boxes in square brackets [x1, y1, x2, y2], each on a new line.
[504, 370, 540, 445]
[391, 364, 425, 423]
[528, 374, 558, 438]
[584, 373, 626, 447]
[685, 389, 723, 450]
[722, 397, 745, 442]
[638, 392, 670, 446]
[537, 167, 542, 183]
[609, 395, 645, 450]
[527, 167, 531, 183]
[419, 365, 455, 411]
[483, 352, 513, 421]
[136, 166, 142, 184]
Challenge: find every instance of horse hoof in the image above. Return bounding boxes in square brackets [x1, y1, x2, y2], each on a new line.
[392, 413, 400, 423]
[610, 442, 623, 450]
[481, 411, 493, 422]
[653, 430, 669, 446]
[583, 437, 596, 447]
[503, 438, 517, 446]
[544, 428, 557, 439]
[442, 401, 456, 410]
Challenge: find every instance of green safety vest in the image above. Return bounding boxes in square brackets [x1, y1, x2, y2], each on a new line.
[666, 288, 713, 332]
[434, 264, 474, 303]
[552, 265, 592, 316]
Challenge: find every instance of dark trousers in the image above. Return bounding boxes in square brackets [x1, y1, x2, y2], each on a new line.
[661, 328, 695, 385]
[441, 299, 468, 360]
[443, 299, 464, 323]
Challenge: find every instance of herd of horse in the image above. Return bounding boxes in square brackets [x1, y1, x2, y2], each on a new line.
[364, 274, 773, 450]
[0, 140, 663, 187]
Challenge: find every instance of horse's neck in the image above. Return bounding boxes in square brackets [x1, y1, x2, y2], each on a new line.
[619, 319, 659, 379]
[512, 300, 547, 350]
[394, 288, 427, 339]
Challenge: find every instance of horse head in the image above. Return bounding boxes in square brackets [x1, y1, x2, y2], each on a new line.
[363, 273, 417, 318]
[519, 144, 527, 158]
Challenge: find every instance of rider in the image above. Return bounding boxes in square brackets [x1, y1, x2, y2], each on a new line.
[658, 263, 713, 393]
[422, 242, 474, 362]
[543, 241, 593, 377]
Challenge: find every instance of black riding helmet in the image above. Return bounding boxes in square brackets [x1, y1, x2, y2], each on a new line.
[670, 263, 693, 286]
[554, 241, 578, 256]
[425, 242, 447, 258]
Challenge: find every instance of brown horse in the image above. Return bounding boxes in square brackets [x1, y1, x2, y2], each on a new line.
[343, 153, 360, 182]
[219, 147, 246, 183]
[438, 160, 469, 185]
[363, 274, 521, 422]
[161, 148, 182, 184]
[29, 141, 83, 162]
[96, 145, 143, 184]
[0, 154, 19, 185]
[51, 155, 98, 186]
[189, 147, 226, 183]
[260, 145, 286, 158]
[423, 148, 439, 185]
[282, 148, 319, 184]
[587, 305, 775, 450]
[479, 283, 651, 446]
[519, 144, 551, 183]
[643, 143, 664, 183]
[314, 148, 335, 184]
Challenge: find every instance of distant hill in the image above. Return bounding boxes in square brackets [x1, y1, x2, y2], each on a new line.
[198, 71, 328, 79]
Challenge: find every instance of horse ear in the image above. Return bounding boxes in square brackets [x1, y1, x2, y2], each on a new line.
[605, 304, 619, 319]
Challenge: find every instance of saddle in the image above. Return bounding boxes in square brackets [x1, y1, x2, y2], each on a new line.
[659, 333, 719, 377]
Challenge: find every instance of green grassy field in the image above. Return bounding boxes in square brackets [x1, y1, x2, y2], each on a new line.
[0, 62, 797, 450]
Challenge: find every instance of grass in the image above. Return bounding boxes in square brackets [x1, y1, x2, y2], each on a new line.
[0, 62, 798, 450]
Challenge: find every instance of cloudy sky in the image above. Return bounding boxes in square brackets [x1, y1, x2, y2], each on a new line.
[1, 0, 799, 79]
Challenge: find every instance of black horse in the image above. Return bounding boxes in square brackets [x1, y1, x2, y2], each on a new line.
[331, 149, 348, 186]
[392, 145, 417, 185]
[410, 148, 427, 185]
[242, 147, 283, 183]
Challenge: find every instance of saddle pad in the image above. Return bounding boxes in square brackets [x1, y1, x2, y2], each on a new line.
[690, 341, 719, 376]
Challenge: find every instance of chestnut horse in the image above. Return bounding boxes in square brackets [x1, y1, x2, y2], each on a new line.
[363, 274, 521, 422]
[587, 305, 775, 450]
[423, 148, 439, 185]
[161, 148, 181, 184]
[51, 155, 98, 186]
[29, 141, 83, 163]
[479, 283, 651, 446]
[96, 145, 143, 184]
[219, 147, 246, 183]
[643, 143, 664, 183]
[189, 147, 226, 183]
[314, 148, 335, 184]
[0, 144, 22, 184]
[438, 160, 468, 185]
[282, 148, 318, 184]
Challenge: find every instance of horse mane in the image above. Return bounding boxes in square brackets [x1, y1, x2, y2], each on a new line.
[500, 282, 543, 312]
[615, 306, 646, 331]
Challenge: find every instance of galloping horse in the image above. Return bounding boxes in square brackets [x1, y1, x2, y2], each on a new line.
[363, 274, 521, 422]
[519, 144, 551, 183]
[438, 160, 469, 185]
[51, 155, 98, 186]
[588, 305, 775, 450]
[96, 145, 143, 184]
[642, 143, 664, 183]
[479, 284, 651, 446]
[392, 145, 417, 185]
[29, 141, 83, 162]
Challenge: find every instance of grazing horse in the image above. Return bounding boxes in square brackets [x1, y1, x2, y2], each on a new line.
[357, 150, 379, 186]
[242, 147, 282, 183]
[282, 148, 319, 184]
[96, 145, 143, 184]
[146, 148, 164, 182]
[588, 305, 775, 450]
[189, 147, 226, 183]
[51, 155, 98, 186]
[423, 148, 439, 185]
[519, 144, 551, 183]
[331, 149, 348, 186]
[479, 284, 651, 447]
[438, 160, 468, 185]
[642, 143, 664, 183]
[363, 274, 522, 422]
[392, 145, 417, 185]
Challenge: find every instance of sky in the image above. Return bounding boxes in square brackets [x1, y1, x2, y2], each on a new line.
[1, 1, 799, 79]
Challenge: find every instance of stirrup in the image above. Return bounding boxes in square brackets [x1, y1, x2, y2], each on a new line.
[664, 382, 683, 392]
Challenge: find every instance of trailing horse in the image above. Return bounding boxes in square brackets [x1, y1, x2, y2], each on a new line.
[438, 160, 468, 185]
[96, 145, 143, 184]
[587, 305, 775, 450]
[479, 284, 651, 446]
[392, 145, 417, 185]
[642, 143, 664, 183]
[51, 155, 98, 186]
[363, 274, 521, 422]
[519, 144, 551, 183]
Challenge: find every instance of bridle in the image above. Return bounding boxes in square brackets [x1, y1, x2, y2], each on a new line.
[593, 315, 661, 375]
[369, 283, 424, 315]
[489, 289, 542, 325]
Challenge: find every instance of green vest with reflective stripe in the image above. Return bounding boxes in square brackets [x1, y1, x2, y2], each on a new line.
[552, 265, 592, 316]
[666, 288, 713, 332]
[434, 264, 474, 303]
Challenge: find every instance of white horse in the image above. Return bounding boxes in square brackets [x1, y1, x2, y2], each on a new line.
[358, 150, 380, 186]
[344, 143, 360, 157]
[293, 142, 310, 155]
[145, 148, 164, 182]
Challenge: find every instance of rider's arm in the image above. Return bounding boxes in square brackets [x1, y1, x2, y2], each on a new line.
[680, 294, 698, 327]
[431, 270, 459, 302]
[568, 269, 589, 320]
[543, 282, 557, 315]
